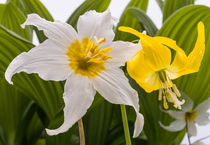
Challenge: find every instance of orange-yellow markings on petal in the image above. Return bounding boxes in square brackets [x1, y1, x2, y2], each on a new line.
[66, 37, 112, 77]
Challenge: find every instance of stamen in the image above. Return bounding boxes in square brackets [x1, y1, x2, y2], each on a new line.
[98, 37, 106, 44]
[158, 89, 162, 101]
[98, 47, 112, 54]
[158, 70, 185, 109]
[172, 84, 181, 97]
[163, 96, 169, 109]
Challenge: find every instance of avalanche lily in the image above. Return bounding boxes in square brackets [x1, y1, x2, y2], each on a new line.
[5, 11, 144, 137]
[160, 97, 210, 137]
[119, 22, 205, 109]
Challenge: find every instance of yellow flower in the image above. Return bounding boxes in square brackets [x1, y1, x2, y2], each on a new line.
[119, 22, 205, 110]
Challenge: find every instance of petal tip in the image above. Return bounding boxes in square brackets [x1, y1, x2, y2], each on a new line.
[45, 128, 59, 136]
[133, 113, 144, 138]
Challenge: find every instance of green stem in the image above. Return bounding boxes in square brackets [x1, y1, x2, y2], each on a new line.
[78, 118, 85, 145]
[120, 104, 132, 145]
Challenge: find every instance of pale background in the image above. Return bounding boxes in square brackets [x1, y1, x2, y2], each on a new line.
[0, 0, 210, 144]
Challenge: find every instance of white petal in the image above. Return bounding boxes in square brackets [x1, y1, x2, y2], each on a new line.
[22, 14, 78, 47]
[182, 94, 194, 112]
[188, 122, 197, 136]
[196, 112, 210, 125]
[92, 68, 144, 137]
[166, 110, 185, 120]
[107, 41, 141, 66]
[46, 74, 95, 135]
[159, 119, 186, 132]
[195, 98, 210, 114]
[77, 10, 115, 46]
[5, 39, 70, 84]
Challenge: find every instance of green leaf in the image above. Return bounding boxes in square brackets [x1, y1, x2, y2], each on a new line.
[67, 0, 111, 28]
[0, 78, 38, 145]
[9, 0, 54, 42]
[155, 0, 164, 11]
[128, 7, 158, 36]
[163, 0, 194, 22]
[158, 5, 210, 107]
[0, 2, 32, 40]
[114, 0, 149, 41]
[84, 100, 113, 145]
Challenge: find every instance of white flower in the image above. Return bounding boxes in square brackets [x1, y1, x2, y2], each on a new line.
[5, 11, 144, 137]
[160, 97, 210, 136]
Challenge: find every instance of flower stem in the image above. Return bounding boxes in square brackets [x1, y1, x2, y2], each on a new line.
[120, 104, 132, 145]
[186, 121, 192, 145]
[78, 118, 85, 145]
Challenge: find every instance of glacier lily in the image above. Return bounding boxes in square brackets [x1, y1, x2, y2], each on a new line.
[160, 97, 210, 137]
[119, 22, 205, 109]
[5, 11, 144, 137]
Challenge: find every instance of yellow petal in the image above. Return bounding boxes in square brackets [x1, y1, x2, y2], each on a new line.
[154, 36, 188, 79]
[119, 26, 171, 71]
[127, 50, 160, 93]
[154, 22, 205, 79]
[185, 21, 205, 73]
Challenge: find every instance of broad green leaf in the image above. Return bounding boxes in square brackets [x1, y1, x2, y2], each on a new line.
[84, 100, 113, 145]
[128, 7, 158, 36]
[158, 5, 210, 107]
[0, 25, 64, 122]
[0, 2, 32, 40]
[0, 78, 37, 145]
[163, 0, 194, 22]
[67, 0, 111, 28]
[9, 0, 54, 42]
[155, 0, 164, 11]
[114, 0, 149, 41]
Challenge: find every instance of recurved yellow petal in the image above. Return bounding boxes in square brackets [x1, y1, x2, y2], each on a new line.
[154, 36, 188, 79]
[186, 22, 205, 73]
[119, 26, 171, 71]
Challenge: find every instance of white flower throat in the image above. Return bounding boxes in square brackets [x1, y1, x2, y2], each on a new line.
[158, 70, 185, 109]
[66, 37, 112, 77]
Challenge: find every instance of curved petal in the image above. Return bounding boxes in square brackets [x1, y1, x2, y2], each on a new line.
[166, 110, 185, 120]
[77, 10, 115, 47]
[154, 36, 188, 79]
[119, 26, 171, 70]
[46, 74, 95, 135]
[159, 119, 186, 132]
[5, 40, 70, 84]
[159, 22, 205, 79]
[127, 50, 161, 93]
[92, 68, 144, 137]
[107, 41, 140, 66]
[185, 22, 205, 73]
[22, 14, 78, 47]
[188, 122, 197, 136]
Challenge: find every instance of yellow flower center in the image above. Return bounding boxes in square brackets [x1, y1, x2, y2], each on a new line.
[66, 37, 112, 77]
[158, 70, 185, 110]
[184, 110, 197, 122]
